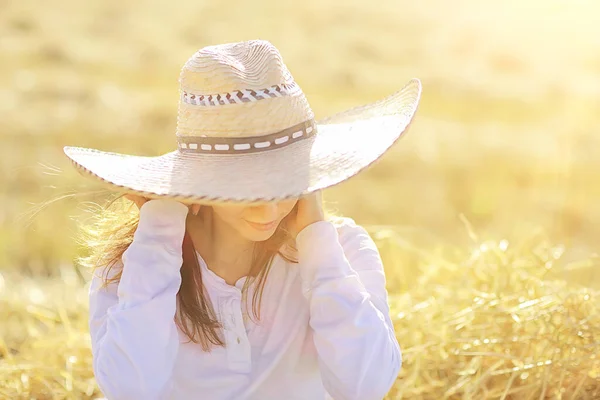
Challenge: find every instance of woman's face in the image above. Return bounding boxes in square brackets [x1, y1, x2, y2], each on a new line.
[211, 199, 298, 242]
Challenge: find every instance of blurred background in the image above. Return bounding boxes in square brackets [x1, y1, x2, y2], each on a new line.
[1, 0, 599, 398]
[3, 0, 600, 274]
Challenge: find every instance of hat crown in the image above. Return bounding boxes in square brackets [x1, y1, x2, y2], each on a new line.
[176, 40, 314, 141]
[180, 40, 293, 94]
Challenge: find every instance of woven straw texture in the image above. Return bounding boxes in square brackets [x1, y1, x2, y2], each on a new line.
[177, 41, 312, 138]
[64, 40, 421, 204]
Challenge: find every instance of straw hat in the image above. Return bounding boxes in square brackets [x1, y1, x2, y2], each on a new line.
[64, 40, 421, 204]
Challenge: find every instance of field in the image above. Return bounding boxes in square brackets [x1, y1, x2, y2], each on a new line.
[1, 0, 599, 398]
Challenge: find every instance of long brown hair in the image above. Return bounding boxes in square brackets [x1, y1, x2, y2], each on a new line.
[78, 195, 299, 351]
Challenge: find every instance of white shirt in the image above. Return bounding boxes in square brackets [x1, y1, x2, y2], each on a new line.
[89, 199, 401, 400]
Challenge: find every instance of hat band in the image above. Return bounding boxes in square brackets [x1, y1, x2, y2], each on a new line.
[177, 119, 315, 154]
[181, 82, 300, 107]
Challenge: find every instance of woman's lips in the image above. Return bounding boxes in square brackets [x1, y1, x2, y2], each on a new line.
[244, 219, 278, 231]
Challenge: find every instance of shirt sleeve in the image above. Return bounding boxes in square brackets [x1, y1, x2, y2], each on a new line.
[88, 199, 189, 400]
[296, 218, 401, 400]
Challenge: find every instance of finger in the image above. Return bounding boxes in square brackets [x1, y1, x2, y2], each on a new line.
[124, 194, 146, 209]
[124, 194, 138, 206]
[190, 204, 201, 216]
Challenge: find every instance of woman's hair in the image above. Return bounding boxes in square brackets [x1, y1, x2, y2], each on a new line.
[79, 195, 302, 351]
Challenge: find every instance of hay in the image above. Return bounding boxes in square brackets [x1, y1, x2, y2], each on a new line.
[0, 270, 99, 399]
[0, 232, 599, 399]
[375, 229, 600, 399]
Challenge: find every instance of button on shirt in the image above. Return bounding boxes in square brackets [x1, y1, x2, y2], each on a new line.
[88, 200, 402, 400]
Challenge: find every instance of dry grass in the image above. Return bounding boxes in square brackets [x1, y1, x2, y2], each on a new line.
[1, 234, 599, 399]
[1, 0, 599, 398]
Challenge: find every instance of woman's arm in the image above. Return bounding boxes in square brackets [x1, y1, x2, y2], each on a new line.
[89, 199, 188, 400]
[296, 218, 401, 400]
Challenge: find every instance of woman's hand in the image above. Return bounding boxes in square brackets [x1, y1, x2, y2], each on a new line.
[124, 194, 148, 210]
[124, 194, 201, 215]
[292, 191, 325, 237]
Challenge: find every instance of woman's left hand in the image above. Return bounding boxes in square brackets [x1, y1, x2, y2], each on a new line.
[292, 191, 325, 237]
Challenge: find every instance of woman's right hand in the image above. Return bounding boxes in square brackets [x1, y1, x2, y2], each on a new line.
[125, 194, 201, 215]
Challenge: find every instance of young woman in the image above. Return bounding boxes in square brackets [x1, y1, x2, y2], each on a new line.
[66, 40, 421, 400]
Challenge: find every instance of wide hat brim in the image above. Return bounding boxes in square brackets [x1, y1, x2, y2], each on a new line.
[64, 79, 421, 205]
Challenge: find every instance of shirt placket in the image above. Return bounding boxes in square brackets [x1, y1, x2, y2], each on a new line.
[220, 294, 251, 373]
